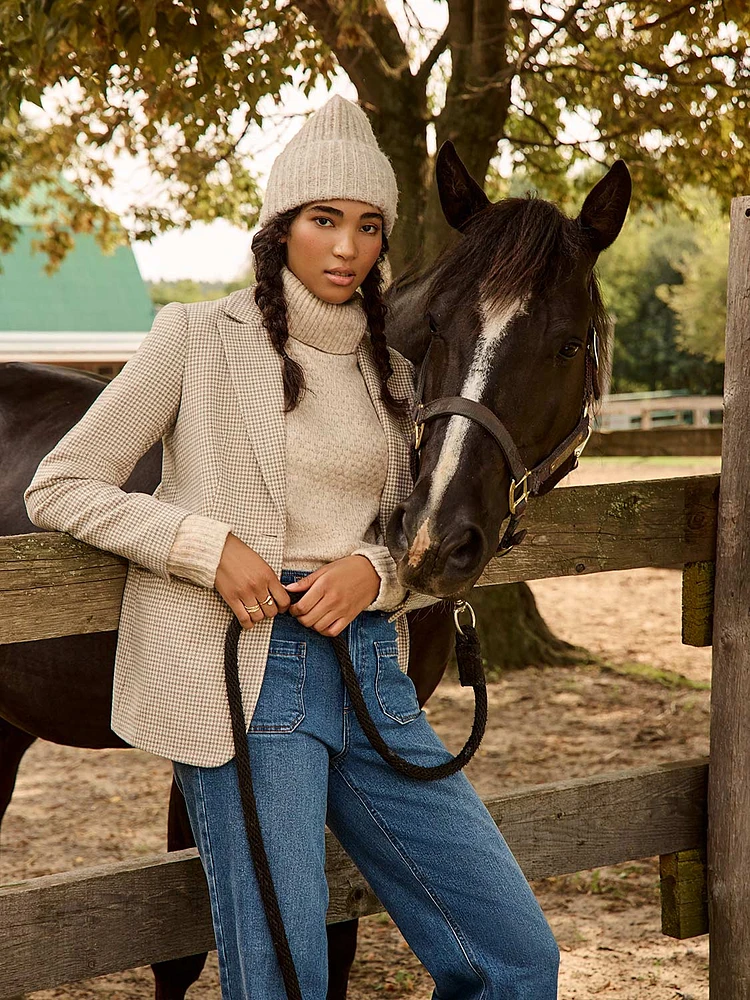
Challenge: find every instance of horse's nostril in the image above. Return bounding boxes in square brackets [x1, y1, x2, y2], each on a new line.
[441, 523, 485, 575]
[386, 503, 408, 557]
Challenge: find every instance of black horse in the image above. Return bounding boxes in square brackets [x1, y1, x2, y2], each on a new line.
[0, 142, 630, 998]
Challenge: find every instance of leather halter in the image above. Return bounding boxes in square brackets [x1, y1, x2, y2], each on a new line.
[410, 325, 600, 556]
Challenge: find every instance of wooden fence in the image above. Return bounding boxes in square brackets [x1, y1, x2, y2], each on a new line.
[598, 393, 722, 431]
[1, 194, 747, 997]
[588, 426, 722, 457]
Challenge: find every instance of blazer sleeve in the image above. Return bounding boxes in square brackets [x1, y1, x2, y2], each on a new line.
[23, 302, 229, 582]
[386, 589, 445, 622]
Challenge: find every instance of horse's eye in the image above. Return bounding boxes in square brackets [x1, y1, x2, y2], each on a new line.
[558, 342, 581, 360]
[427, 313, 438, 334]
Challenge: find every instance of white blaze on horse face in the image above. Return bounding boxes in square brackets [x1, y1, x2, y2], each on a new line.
[407, 296, 523, 566]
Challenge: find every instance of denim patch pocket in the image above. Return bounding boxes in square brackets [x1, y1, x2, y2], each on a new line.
[248, 639, 307, 733]
[374, 640, 421, 724]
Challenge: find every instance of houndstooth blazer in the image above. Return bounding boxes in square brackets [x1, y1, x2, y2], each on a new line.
[23, 287, 438, 766]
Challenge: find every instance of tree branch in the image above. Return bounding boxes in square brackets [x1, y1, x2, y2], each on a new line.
[632, 2, 696, 32]
[415, 24, 450, 89]
[292, 0, 410, 88]
[513, 0, 590, 74]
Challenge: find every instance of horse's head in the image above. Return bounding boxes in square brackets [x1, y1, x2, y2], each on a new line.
[385, 143, 631, 599]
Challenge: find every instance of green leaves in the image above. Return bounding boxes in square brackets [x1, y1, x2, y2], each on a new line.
[0, 2, 328, 263]
[0, 1, 746, 271]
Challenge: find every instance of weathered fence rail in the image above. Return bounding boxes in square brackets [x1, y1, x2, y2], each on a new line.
[0, 474, 719, 644]
[589, 426, 723, 457]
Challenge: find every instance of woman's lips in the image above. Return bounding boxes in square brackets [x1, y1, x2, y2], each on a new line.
[325, 271, 356, 287]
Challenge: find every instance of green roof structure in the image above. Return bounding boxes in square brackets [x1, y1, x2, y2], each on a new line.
[0, 181, 154, 333]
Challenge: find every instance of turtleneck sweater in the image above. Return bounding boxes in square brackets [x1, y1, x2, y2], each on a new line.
[165, 265, 408, 611]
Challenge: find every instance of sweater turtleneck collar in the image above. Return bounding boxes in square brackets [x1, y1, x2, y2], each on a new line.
[281, 264, 369, 355]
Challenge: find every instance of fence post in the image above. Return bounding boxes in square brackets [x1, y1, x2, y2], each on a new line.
[708, 195, 750, 997]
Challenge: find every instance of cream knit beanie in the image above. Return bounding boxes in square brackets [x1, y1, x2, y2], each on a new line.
[258, 95, 399, 237]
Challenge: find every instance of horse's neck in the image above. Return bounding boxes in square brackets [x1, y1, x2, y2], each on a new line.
[385, 278, 431, 365]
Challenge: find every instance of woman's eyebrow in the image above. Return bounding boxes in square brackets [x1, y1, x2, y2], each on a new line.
[306, 204, 383, 222]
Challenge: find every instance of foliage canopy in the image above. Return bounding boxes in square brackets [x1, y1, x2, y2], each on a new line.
[0, 1, 747, 270]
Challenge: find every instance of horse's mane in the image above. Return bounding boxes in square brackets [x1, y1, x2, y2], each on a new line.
[391, 195, 612, 391]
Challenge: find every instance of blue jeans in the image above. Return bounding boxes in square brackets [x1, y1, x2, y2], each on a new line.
[172, 569, 559, 999]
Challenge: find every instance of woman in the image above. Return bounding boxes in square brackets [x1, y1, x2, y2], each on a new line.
[24, 95, 559, 998]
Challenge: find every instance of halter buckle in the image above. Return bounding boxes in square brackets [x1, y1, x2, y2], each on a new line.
[453, 599, 477, 636]
[413, 404, 425, 450]
[509, 473, 530, 514]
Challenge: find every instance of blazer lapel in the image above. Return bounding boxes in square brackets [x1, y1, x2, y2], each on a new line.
[356, 338, 414, 536]
[218, 291, 286, 519]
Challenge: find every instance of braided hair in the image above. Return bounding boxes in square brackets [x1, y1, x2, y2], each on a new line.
[250, 207, 410, 419]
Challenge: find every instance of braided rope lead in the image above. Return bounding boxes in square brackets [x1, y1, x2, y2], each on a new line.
[223, 606, 487, 997]
[224, 616, 303, 1000]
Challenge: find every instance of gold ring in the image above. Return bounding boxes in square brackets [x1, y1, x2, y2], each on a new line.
[242, 602, 262, 614]
[262, 595, 275, 605]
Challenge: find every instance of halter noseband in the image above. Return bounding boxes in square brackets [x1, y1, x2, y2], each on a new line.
[410, 325, 600, 557]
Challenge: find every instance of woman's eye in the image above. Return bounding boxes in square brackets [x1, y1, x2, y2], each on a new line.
[362, 224, 380, 234]
[558, 342, 581, 360]
[313, 217, 334, 227]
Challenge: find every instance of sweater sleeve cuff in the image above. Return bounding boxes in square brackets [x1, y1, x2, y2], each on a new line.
[350, 543, 407, 612]
[166, 514, 233, 589]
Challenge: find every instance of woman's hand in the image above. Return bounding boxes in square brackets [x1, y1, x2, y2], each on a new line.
[284, 555, 380, 636]
[214, 533, 291, 629]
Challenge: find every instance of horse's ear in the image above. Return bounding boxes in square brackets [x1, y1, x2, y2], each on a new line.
[577, 161, 632, 254]
[436, 141, 491, 232]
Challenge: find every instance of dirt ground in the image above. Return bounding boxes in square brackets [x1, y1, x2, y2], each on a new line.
[1, 456, 720, 999]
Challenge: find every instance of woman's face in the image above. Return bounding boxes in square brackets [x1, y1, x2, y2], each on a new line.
[280, 199, 384, 304]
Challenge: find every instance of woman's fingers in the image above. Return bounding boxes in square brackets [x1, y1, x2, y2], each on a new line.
[241, 597, 268, 625]
[268, 578, 292, 614]
[233, 577, 286, 629]
[323, 617, 349, 638]
[230, 598, 258, 630]
[309, 608, 340, 634]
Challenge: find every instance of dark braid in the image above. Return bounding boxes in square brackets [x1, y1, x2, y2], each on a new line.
[251, 207, 307, 412]
[250, 209, 409, 418]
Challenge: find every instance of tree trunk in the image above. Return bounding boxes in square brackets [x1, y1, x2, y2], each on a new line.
[369, 99, 431, 276]
[448, 582, 593, 680]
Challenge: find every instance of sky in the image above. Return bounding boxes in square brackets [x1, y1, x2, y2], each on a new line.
[126, 1, 450, 283]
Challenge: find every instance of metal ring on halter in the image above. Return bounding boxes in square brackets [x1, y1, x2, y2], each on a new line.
[453, 600, 477, 636]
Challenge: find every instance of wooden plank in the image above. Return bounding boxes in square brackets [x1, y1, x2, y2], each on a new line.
[660, 847, 708, 939]
[589, 427, 722, 457]
[476, 474, 718, 587]
[682, 561, 715, 647]
[0, 757, 708, 997]
[0, 531, 127, 642]
[708, 194, 750, 998]
[0, 475, 719, 644]
[600, 395, 723, 418]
